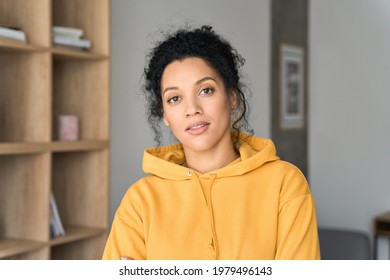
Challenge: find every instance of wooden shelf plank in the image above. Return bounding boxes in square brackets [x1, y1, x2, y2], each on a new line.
[0, 37, 47, 52]
[0, 142, 50, 154]
[0, 140, 108, 155]
[0, 238, 45, 259]
[51, 46, 109, 60]
[49, 226, 105, 247]
[50, 140, 109, 152]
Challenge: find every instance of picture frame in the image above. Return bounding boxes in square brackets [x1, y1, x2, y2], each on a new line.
[279, 44, 305, 129]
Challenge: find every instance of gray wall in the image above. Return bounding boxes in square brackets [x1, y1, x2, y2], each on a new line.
[309, 0, 390, 259]
[110, 0, 271, 221]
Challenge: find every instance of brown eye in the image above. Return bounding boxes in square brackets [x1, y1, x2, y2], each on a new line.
[200, 87, 215, 95]
[167, 96, 181, 103]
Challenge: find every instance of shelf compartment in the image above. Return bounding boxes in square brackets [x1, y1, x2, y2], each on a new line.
[52, 60, 109, 141]
[0, 140, 108, 155]
[49, 226, 105, 247]
[52, 0, 110, 56]
[0, 238, 46, 259]
[0, 154, 51, 242]
[0, 0, 51, 47]
[0, 52, 51, 142]
[52, 150, 109, 228]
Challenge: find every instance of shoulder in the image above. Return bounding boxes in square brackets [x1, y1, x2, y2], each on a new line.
[258, 158, 307, 184]
[277, 160, 306, 181]
[122, 175, 158, 197]
[266, 160, 311, 201]
[120, 174, 169, 204]
[115, 175, 158, 218]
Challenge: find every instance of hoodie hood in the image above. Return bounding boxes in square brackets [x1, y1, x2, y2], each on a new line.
[142, 133, 279, 180]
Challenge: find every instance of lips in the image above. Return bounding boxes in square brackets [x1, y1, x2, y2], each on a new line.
[185, 121, 210, 135]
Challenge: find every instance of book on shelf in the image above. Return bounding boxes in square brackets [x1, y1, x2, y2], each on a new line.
[0, 26, 27, 42]
[50, 192, 66, 239]
[52, 26, 84, 39]
[52, 35, 91, 50]
[52, 26, 91, 50]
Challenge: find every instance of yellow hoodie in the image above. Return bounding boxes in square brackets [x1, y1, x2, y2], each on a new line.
[103, 134, 320, 260]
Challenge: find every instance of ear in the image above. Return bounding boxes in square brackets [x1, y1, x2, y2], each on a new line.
[230, 90, 238, 109]
[163, 115, 170, 127]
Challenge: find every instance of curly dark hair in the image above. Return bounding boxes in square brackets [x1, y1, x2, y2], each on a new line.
[143, 25, 253, 146]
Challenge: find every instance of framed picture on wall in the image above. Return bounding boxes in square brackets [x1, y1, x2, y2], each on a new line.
[280, 44, 305, 129]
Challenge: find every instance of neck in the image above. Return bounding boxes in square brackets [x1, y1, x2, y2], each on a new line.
[183, 141, 239, 174]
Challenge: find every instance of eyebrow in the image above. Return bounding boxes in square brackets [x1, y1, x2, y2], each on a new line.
[162, 76, 216, 95]
[196, 76, 216, 85]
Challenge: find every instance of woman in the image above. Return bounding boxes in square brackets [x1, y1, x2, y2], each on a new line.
[103, 25, 320, 260]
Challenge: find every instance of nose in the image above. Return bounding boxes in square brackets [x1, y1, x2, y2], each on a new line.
[185, 96, 203, 117]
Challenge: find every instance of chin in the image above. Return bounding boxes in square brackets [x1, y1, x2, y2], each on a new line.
[181, 137, 218, 153]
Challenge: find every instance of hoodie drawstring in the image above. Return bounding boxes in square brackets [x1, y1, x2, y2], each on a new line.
[189, 170, 219, 259]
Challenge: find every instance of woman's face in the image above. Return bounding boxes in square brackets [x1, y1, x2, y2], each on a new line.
[161, 57, 235, 155]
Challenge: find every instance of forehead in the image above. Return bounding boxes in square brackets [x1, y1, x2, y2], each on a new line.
[161, 57, 220, 85]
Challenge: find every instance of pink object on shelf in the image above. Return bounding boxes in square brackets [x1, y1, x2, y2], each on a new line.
[58, 115, 79, 141]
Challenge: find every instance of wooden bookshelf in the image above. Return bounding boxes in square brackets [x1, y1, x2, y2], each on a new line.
[0, 0, 110, 259]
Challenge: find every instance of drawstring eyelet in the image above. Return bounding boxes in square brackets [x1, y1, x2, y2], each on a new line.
[187, 169, 193, 176]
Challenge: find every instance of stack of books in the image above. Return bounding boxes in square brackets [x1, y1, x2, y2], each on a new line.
[50, 192, 66, 239]
[0, 26, 27, 42]
[52, 26, 91, 50]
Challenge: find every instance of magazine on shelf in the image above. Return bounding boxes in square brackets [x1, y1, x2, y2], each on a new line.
[0, 26, 27, 42]
[50, 192, 66, 238]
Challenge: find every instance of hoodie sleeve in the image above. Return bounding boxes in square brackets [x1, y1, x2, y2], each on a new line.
[102, 187, 146, 260]
[275, 164, 321, 260]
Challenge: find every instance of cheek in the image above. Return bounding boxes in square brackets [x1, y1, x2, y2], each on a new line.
[209, 99, 232, 120]
[162, 102, 173, 119]
[163, 107, 183, 130]
[163, 105, 177, 118]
